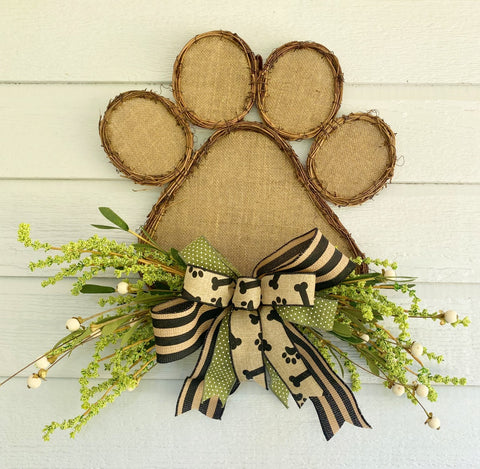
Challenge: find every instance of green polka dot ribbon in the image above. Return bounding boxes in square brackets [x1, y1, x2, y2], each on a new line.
[151, 228, 371, 441]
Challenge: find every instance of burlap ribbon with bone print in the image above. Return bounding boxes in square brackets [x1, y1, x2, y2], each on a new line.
[151, 229, 370, 440]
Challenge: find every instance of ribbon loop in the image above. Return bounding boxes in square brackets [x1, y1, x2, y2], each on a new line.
[260, 272, 316, 307]
[232, 277, 261, 310]
[182, 265, 235, 308]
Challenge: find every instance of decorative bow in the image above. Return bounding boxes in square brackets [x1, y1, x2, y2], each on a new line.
[151, 229, 370, 440]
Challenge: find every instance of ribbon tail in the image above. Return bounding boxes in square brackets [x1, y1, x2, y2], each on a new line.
[175, 309, 239, 420]
[259, 307, 324, 409]
[283, 321, 371, 439]
[229, 308, 267, 389]
[265, 360, 289, 408]
[202, 311, 238, 406]
[151, 298, 224, 363]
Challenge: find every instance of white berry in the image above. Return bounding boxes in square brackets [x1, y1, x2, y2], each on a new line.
[392, 384, 405, 396]
[427, 416, 441, 430]
[116, 281, 130, 295]
[35, 357, 50, 369]
[27, 374, 42, 389]
[65, 317, 81, 331]
[443, 310, 458, 324]
[410, 341, 424, 358]
[416, 384, 429, 398]
[360, 333, 370, 342]
[384, 269, 396, 280]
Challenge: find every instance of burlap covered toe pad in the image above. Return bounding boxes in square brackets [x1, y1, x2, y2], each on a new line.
[257, 41, 343, 140]
[307, 113, 396, 206]
[99, 90, 193, 185]
[172, 31, 257, 129]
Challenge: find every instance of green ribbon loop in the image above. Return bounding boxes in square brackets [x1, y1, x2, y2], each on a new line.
[277, 296, 338, 331]
[180, 236, 240, 277]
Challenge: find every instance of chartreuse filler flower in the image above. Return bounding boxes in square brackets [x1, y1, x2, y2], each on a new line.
[1, 208, 469, 440]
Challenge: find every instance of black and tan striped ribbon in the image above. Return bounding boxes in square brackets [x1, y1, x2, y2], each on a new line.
[151, 298, 224, 363]
[253, 228, 355, 290]
[175, 309, 239, 419]
[283, 321, 371, 439]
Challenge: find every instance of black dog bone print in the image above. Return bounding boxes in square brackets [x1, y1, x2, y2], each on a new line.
[238, 278, 260, 294]
[229, 330, 242, 350]
[266, 309, 282, 322]
[291, 392, 307, 404]
[268, 273, 281, 290]
[294, 281, 311, 306]
[242, 367, 264, 380]
[248, 313, 260, 324]
[289, 370, 310, 388]
[211, 276, 233, 291]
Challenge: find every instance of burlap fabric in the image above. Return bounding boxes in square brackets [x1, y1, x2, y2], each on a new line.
[307, 113, 396, 206]
[99, 31, 397, 275]
[173, 31, 256, 128]
[99, 91, 193, 185]
[258, 42, 342, 140]
[145, 123, 362, 275]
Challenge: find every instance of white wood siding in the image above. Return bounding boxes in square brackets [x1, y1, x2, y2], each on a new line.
[0, 1, 479, 467]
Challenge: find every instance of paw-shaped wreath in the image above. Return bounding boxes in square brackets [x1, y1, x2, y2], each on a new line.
[99, 30, 396, 275]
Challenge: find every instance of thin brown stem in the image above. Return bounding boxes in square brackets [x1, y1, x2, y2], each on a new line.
[47, 246, 184, 277]
[90, 310, 149, 331]
[375, 322, 424, 367]
[133, 355, 156, 379]
[98, 335, 154, 362]
[82, 384, 116, 418]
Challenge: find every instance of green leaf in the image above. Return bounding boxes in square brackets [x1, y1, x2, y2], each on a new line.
[361, 348, 388, 367]
[329, 331, 364, 344]
[132, 243, 155, 252]
[140, 227, 168, 254]
[139, 227, 157, 244]
[102, 317, 129, 337]
[170, 248, 186, 268]
[66, 328, 93, 357]
[91, 224, 119, 230]
[329, 349, 345, 377]
[80, 284, 116, 294]
[51, 329, 84, 350]
[366, 357, 380, 376]
[332, 322, 352, 337]
[121, 321, 141, 346]
[98, 207, 129, 231]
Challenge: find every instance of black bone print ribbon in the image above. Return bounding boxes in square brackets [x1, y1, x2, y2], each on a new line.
[151, 229, 370, 440]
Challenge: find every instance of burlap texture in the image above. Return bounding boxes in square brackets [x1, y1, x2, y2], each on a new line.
[309, 114, 395, 203]
[103, 96, 187, 177]
[148, 125, 356, 275]
[174, 34, 253, 125]
[262, 48, 335, 135]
